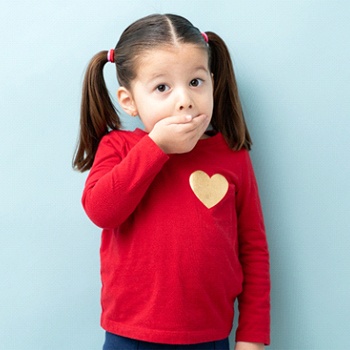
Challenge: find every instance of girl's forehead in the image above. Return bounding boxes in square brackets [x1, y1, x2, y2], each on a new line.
[134, 43, 209, 73]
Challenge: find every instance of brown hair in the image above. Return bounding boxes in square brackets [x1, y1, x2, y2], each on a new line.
[73, 13, 252, 172]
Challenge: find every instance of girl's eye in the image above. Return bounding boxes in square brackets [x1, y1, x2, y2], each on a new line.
[156, 84, 169, 92]
[190, 78, 203, 87]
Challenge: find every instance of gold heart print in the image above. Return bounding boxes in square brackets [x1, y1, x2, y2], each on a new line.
[189, 170, 229, 209]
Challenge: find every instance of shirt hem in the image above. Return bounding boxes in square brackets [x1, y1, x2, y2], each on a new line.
[102, 319, 231, 345]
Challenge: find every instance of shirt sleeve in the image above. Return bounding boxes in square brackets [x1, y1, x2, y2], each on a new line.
[82, 133, 169, 229]
[235, 150, 271, 345]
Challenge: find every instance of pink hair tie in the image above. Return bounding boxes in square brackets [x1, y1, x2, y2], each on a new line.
[201, 32, 209, 43]
[107, 49, 115, 63]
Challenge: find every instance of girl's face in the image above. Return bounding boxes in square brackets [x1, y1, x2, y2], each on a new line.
[118, 43, 214, 133]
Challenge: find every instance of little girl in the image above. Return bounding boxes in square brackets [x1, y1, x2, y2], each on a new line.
[73, 14, 270, 350]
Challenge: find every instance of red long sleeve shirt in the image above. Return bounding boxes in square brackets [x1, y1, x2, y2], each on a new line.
[82, 129, 270, 345]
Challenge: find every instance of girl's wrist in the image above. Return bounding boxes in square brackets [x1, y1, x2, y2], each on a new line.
[235, 342, 265, 350]
[148, 131, 169, 154]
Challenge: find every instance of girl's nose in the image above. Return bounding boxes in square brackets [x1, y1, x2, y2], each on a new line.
[177, 90, 193, 111]
[179, 104, 192, 110]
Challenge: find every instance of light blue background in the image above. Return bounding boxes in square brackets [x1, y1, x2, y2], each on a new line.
[1, 1, 349, 349]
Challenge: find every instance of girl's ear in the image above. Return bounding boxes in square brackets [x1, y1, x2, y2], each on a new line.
[117, 87, 138, 116]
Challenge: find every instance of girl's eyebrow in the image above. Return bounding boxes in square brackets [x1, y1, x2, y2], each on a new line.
[149, 66, 209, 80]
[143, 65, 210, 86]
[148, 73, 167, 80]
[193, 65, 209, 73]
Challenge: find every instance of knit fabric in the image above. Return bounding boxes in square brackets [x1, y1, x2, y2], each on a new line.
[82, 129, 270, 345]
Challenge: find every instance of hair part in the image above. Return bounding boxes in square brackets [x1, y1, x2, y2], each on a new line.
[73, 14, 251, 172]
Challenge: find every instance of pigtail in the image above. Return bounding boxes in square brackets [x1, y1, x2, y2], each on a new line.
[206, 32, 252, 151]
[73, 51, 121, 172]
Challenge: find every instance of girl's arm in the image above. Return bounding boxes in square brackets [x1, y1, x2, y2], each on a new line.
[82, 114, 209, 229]
[235, 150, 270, 345]
[82, 133, 169, 229]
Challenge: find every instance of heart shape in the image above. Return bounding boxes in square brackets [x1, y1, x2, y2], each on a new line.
[189, 170, 229, 209]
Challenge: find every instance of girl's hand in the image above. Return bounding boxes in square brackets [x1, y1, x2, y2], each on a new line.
[235, 342, 265, 350]
[149, 114, 210, 154]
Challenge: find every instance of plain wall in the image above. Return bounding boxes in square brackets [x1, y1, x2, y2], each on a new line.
[1, 1, 349, 349]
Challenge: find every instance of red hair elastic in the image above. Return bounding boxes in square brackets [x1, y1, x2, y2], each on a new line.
[201, 32, 209, 43]
[107, 49, 115, 63]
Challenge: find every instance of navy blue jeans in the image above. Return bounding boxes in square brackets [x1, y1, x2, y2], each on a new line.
[103, 332, 230, 350]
